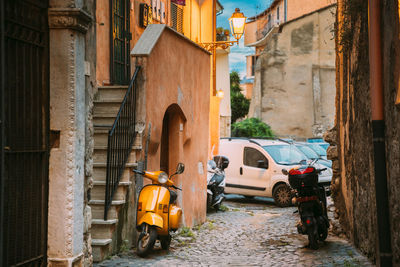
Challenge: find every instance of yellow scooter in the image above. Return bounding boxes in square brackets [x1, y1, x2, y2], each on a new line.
[133, 163, 184, 257]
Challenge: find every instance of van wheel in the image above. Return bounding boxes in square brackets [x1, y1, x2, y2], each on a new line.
[273, 184, 291, 207]
[136, 224, 157, 257]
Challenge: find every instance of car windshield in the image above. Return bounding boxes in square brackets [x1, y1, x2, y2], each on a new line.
[306, 143, 327, 156]
[296, 145, 319, 159]
[263, 145, 307, 165]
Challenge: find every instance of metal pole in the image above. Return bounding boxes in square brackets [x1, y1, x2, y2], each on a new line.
[0, 0, 4, 263]
[368, 0, 392, 266]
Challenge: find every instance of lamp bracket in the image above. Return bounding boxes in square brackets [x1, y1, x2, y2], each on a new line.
[198, 40, 239, 53]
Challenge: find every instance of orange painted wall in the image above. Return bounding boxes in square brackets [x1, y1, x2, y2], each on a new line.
[136, 28, 211, 227]
[209, 96, 221, 156]
[287, 0, 336, 21]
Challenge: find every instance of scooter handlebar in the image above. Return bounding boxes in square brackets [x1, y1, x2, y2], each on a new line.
[172, 185, 182, 191]
[132, 169, 145, 175]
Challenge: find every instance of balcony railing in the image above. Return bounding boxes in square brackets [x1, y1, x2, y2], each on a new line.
[256, 15, 280, 41]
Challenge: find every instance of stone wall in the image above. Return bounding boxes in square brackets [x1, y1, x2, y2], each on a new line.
[249, 5, 336, 139]
[328, 0, 400, 265]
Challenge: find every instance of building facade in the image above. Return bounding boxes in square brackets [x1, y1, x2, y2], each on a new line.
[327, 0, 400, 265]
[1, 0, 221, 265]
[245, 2, 337, 139]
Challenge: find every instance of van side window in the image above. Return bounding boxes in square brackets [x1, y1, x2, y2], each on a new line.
[243, 147, 268, 168]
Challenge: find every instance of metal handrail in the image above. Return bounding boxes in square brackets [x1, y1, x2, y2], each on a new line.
[104, 66, 141, 220]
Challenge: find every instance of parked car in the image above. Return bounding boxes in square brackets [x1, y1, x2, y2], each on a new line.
[305, 142, 328, 160]
[295, 142, 332, 169]
[307, 138, 329, 150]
[219, 138, 306, 207]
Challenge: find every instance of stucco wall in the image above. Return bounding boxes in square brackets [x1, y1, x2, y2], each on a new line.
[134, 27, 210, 227]
[249, 6, 336, 139]
[328, 0, 400, 265]
[287, 0, 336, 21]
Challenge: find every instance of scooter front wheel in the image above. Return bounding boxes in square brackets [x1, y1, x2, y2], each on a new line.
[137, 224, 157, 257]
[160, 234, 171, 250]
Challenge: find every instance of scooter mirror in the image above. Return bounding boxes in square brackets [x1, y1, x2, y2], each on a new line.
[176, 163, 185, 174]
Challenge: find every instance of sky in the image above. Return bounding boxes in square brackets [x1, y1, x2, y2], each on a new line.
[217, 0, 273, 79]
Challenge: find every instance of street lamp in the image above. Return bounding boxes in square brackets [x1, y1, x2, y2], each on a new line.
[198, 7, 246, 96]
[198, 8, 246, 51]
[216, 89, 224, 99]
[229, 8, 246, 42]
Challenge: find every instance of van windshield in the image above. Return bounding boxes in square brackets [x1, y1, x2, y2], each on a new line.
[263, 145, 307, 165]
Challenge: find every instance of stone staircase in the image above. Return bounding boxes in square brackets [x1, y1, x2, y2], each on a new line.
[90, 85, 140, 262]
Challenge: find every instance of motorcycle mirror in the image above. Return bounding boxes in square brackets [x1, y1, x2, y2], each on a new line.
[299, 159, 307, 165]
[176, 163, 185, 174]
[282, 169, 288, 175]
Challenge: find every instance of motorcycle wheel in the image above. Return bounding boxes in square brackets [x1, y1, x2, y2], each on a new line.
[308, 229, 319, 250]
[319, 225, 328, 241]
[206, 194, 212, 212]
[160, 234, 171, 250]
[273, 184, 292, 207]
[214, 203, 220, 212]
[136, 224, 157, 257]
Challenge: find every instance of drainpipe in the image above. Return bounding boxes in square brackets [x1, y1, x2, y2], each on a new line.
[284, 0, 287, 22]
[213, 0, 216, 95]
[368, 0, 392, 266]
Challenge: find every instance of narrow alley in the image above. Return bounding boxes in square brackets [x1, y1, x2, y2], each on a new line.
[95, 196, 373, 267]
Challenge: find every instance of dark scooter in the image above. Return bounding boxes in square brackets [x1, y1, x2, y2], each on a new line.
[282, 160, 329, 249]
[207, 156, 229, 211]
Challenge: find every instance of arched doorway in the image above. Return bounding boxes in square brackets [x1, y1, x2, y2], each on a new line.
[160, 104, 186, 175]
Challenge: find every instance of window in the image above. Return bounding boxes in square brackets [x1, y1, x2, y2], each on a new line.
[251, 55, 258, 77]
[263, 145, 307, 165]
[244, 147, 268, 168]
[277, 7, 280, 21]
[171, 3, 183, 34]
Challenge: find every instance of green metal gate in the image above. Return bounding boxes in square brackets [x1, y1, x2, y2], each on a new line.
[1, 0, 49, 266]
[111, 0, 131, 85]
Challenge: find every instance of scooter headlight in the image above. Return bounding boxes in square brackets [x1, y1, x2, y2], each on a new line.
[158, 172, 168, 184]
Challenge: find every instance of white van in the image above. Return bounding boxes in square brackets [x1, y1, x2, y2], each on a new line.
[219, 138, 332, 207]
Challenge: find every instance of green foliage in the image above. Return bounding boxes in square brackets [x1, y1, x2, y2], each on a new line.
[230, 71, 241, 93]
[231, 118, 275, 138]
[231, 92, 250, 123]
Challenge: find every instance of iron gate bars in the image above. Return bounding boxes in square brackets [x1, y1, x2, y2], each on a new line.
[1, 0, 49, 266]
[104, 66, 140, 220]
[111, 0, 131, 85]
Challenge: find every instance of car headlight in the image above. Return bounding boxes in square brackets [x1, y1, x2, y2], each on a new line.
[158, 172, 168, 184]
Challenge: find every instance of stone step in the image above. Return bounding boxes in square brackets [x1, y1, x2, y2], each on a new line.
[91, 222, 116, 240]
[93, 103, 121, 117]
[93, 116, 117, 126]
[92, 181, 131, 186]
[91, 183, 127, 201]
[95, 86, 128, 102]
[93, 147, 138, 164]
[92, 219, 118, 225]
[93, 164, 133, 183]
[92, 239, 112, 262]
[90, 200, 125, 220]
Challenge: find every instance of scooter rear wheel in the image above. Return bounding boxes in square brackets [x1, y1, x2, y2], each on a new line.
[308, 230, 319, 249]
[137, 224, 157, 257]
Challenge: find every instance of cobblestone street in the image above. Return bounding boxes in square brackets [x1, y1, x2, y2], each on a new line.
[96, 195, 374, 267]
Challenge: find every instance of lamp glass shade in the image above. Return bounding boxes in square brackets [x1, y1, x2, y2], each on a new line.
[217, 89, 224, 98]
[229, 8, 246, 40]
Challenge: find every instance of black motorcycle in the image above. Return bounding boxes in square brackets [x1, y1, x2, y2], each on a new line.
[207, 156, 229, 211]
[283, 161, 329, 249]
